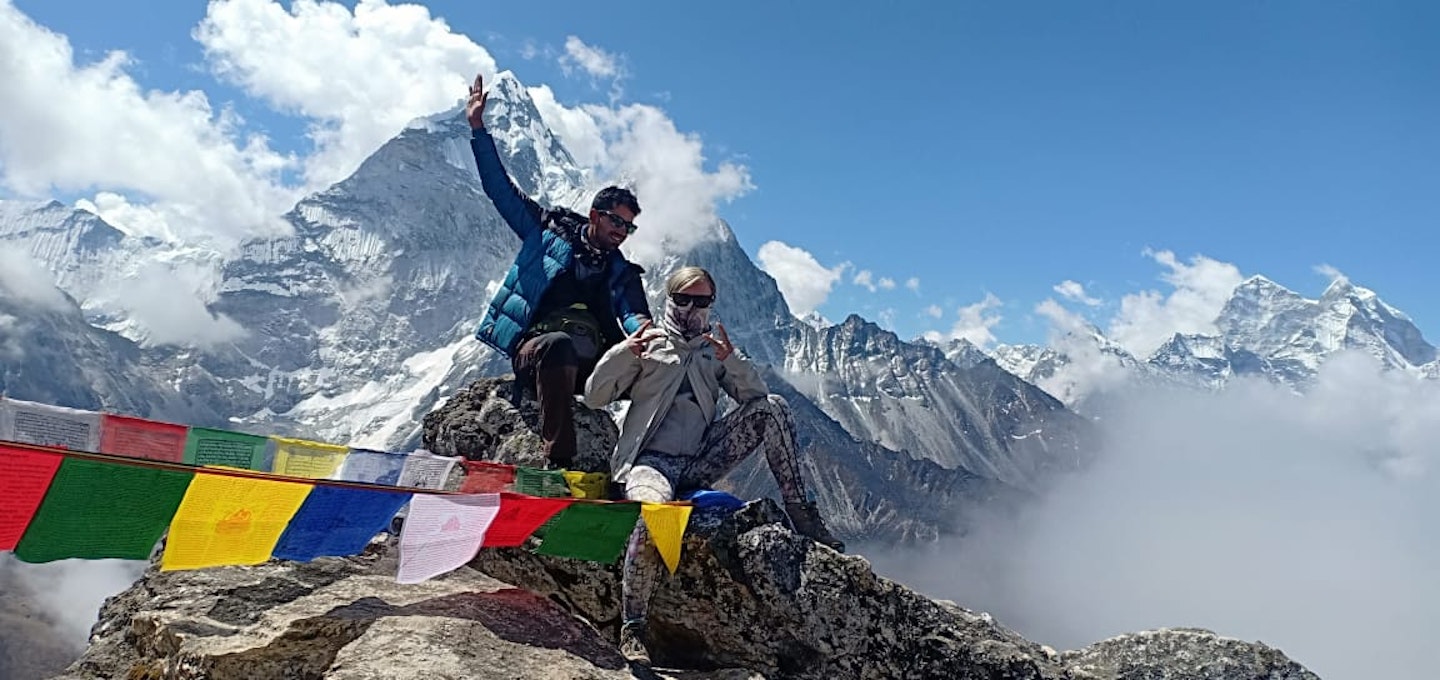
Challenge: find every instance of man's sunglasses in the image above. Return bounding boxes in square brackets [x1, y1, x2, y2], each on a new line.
[670, 293, 714, 308]
[599, 210, 638, 235]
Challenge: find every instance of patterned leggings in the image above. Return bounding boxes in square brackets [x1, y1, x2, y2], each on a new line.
[622, 394, 811, 622]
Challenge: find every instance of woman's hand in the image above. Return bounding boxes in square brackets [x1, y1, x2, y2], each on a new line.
[703, 323, 733, 361]
[623, 319, 666, 357]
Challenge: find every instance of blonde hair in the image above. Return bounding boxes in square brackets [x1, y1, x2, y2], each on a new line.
[665, 266, 717, 296]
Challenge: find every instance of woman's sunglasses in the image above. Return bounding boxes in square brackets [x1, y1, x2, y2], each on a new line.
[670, 293, 714, 308]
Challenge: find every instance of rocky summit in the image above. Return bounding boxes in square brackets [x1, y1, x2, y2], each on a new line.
[50, 380, 1320, 680]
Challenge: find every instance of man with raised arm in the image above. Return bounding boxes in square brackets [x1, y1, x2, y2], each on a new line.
[466, 74, 651, 469]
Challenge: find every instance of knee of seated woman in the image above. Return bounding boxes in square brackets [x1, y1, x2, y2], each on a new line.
[623, 466, 674, 503]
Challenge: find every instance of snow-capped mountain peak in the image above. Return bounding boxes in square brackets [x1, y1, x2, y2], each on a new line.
[0, 200, 127, 281]
[1216, 273, 1435, 372]
[995, 271, 1438, 411]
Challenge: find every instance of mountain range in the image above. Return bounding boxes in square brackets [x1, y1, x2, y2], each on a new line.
[988, 274, 1439, 410]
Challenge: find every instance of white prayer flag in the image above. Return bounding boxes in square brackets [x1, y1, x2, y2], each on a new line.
[396, 493, 500, 584]
[0, 398, 102, 452]
[397, 450, 458, 490]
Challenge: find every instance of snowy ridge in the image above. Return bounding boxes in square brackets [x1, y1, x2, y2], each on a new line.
[992, 273, 1438, 409]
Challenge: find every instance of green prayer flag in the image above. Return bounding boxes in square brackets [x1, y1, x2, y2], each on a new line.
[183, 427, 268, 470]
[535, 502, 641, 563]
[13, 458, 193, 563]
[514, 467, 574, 538]
[514, 467, 571, 497]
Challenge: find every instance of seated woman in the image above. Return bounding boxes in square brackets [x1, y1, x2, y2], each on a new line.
[583, 265, 843, 665]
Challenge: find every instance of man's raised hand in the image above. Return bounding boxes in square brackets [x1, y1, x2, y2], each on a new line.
[466, 74, 488, 130]
[623, 319, 666, 357]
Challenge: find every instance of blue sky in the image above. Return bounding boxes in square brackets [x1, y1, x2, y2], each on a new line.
[4, 0, 1437, 352]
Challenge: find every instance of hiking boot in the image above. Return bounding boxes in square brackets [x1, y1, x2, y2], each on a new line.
[619, 619, 651, 666]
[785, 500, 846, 553]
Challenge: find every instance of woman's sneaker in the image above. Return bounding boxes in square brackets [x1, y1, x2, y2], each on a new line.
[619, 619, 651, 665]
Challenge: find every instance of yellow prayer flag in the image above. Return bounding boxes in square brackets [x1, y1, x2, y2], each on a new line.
[641, 503, 693, 575]
[161, 471, 313, 571]
[271, 436, 349, 479]
[563, 470, 609, 500]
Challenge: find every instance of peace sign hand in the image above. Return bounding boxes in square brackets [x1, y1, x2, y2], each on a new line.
[623, 319, 666, 357]
[703, 323, 734, 361]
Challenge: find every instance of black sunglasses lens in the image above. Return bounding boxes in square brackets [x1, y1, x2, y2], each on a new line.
[605, 211, 636, 234]
[673, 294, 713, 308]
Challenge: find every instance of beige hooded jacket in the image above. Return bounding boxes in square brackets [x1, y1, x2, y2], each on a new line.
[582, 329, 769, 484]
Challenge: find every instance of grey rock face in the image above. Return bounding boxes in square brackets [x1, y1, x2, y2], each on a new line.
[54, 525, 1322, 680]
[421, 376, 618, 474]
[784, 315, 1093, 489]
[50, 543, 640, 680]
[1062, 628, 1320, 680]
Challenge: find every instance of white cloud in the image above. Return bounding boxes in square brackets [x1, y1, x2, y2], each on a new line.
[756, 241, 846, 317]
[1313, 263, 1351, 287]
[106, 262, 247, 348]
[924, 304, 943, 319]
[532, 100, 753, 267]
[1106, 249, 1244, 358]
[560, 35, 621, 79]
[868, 353, 1440, 680]
[74, 193, 172, 238]
[194, 0, 499, 195]
[0, 0, 296, 246]
[525, 84, 608, 169]
[0, 247, 69, 310]
[877, 307, 897, 329]
[927, 293, 1003, 349]
[7, 557, 144, 649]
[1032, 298, 1133, 404]
[906, 277, 921, 293]
[853, 269, 876, 292]
[0, 313, 23, 360]
[850, 270, 897, 294]
[955, 293, 1003, 348]
[1053, 279, 1100, 306]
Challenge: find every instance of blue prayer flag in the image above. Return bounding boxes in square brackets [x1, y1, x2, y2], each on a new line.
[271, 485, 412, 562]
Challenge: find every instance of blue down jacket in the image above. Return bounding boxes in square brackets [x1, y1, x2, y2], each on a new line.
[469, 127, 649, 358]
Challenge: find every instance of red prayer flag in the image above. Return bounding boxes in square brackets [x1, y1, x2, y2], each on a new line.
[99, 414, 188, 462]
[0, 444, 64, 550]
[460, 460, 517, 493]
[480, 492, 574, 547]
